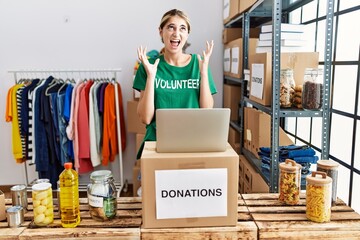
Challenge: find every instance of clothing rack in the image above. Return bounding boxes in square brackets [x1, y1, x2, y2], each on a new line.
[8, 68, 124, 197]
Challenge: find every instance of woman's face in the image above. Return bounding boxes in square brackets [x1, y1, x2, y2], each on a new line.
[159, 16, 189, 54]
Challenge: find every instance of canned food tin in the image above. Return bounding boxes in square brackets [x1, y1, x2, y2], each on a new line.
[10, 185, 28, 211]
[6, 206, 24, 228]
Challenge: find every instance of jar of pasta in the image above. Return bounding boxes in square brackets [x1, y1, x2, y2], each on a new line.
[280, 69, 295, 108]
[306, 171, 332, 223]
[279, 159, 301, 205]
[316, 160, 339, 205]
[32, 182, 54, 226]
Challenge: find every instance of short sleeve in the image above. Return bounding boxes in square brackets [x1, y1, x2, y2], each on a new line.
[207, 67, 218, 95]
[133, 64, 147, 92]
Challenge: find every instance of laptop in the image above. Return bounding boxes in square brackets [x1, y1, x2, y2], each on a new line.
[156, 108, 231, 153]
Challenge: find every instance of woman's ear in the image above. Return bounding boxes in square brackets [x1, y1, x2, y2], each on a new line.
[159, 28, 164, 43]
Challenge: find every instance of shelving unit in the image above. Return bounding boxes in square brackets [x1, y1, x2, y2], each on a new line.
[223, 0, 334, 192]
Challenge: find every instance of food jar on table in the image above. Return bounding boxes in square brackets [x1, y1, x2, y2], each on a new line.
[306, 171, 332, 223]
[316, 159, 339, 205]
[87, 170, 117, 221]
[279, 159, 301, 205]
[32, 182, 54, 226]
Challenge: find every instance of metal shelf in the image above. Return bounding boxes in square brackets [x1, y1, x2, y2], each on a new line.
[244, 97, 323, 118]
[224, 76, 243, 86]
[222, 0, 334, 193]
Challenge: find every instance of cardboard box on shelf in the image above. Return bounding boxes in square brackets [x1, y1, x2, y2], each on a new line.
[228, 38, 258, 79]
[228, 125, 240, 150]
[127, 100, 146, 134]
[222, 28, 261, 44]
[141, 141, 239, 229]
[223, 0, 240, 24]
[239, 0, 257, 14]
[223, 84, 241, 121]
[249, 52, 319, 106]
[0, 190, 5, 221]
[243, 107, 293, 157]
[240, 155, 269, 193]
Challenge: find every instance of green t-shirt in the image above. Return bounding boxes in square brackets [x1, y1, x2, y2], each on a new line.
[133, 54, 217, 159]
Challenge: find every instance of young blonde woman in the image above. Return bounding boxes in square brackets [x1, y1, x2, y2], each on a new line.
[133, 9, 217, 159]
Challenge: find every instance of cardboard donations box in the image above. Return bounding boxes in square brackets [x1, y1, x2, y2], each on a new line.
[141, 141, 239, 229]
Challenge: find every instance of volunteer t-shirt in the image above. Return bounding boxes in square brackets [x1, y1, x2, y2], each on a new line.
[133, 54, 217, 159]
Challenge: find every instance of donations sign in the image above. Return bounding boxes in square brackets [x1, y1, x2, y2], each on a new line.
[155, 168, 228, 219]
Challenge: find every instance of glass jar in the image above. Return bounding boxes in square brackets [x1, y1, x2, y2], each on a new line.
[306, 171, 332, 223]
[279, 159, 301, 205]
[280, 69, 295, 108]
[32, 182, 54, 226]
[87, 170, 117, 221]
[316, 160, 339, 205]
[302, 68, 323, 110]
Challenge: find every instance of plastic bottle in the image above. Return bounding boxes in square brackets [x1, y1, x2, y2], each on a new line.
[59, 162, 80, 227]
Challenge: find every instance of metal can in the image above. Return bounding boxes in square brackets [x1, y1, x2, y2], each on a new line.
[6, 206, 24, 227]
[87, 170, 117, 221]
[10, 184, 28, 211]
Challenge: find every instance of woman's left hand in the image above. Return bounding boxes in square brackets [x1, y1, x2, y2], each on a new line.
[197, 40, 214, 74]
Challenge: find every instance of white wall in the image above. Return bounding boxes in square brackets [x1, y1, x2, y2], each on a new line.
[0, 0, 224, 186]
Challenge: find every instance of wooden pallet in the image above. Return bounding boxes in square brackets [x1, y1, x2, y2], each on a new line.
[243, 193, 360, 239]
[1, 194, 257, 240]
[140, 194, 257, 240]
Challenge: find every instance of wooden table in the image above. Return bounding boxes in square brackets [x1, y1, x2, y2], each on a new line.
[1, 193, 359, 239]
[243, 193, 360, 239]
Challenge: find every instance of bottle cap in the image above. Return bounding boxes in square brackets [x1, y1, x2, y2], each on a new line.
[64, 162, 73, 169]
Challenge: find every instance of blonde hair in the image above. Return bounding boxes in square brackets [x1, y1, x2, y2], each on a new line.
[159, 9, 191, 33]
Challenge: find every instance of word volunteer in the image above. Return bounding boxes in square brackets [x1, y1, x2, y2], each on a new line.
[161, 188, 223, 198]
[155, 78, 199, 89]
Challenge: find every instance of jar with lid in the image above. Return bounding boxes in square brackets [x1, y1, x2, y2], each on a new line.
[32, 182, 54, 226]
[302, 68, 323, 110]
[279, 159, 301, 205]
[280, 69, 295, 108]
[306, 171, 332, 223]
[316, 160, 339, 205]
[87, 170, 117, 221]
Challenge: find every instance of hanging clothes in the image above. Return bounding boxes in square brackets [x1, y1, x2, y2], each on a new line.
[102, 82, 126, 166]
[5, 83, 25, 162]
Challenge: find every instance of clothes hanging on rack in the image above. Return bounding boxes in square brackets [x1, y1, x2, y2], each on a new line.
[6, 73, 126, 189]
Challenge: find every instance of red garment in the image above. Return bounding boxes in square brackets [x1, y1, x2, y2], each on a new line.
[77, 80, 94, 174]
[102, 83, 126, 166]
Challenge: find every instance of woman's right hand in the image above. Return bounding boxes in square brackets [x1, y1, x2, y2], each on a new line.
[137, 46, 160, 80]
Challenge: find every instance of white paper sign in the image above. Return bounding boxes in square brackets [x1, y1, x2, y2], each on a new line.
[250, 63, 265, 99]
[155, 168, 228, 219]
[231, 47, 239, 74]
[223, 48, 231, 72]
[223, 0, 230, 20]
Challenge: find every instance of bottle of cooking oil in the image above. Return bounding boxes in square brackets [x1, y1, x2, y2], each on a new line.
[59, 162, 80, 228]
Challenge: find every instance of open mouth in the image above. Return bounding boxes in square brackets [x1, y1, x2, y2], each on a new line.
[170, 40, 181, 47]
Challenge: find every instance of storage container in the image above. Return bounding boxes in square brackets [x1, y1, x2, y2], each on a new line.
[279, 69, 295, 108]
[306, 171, 332, 222]
[317, 159, 339, 205]
[302, 68, 323, 110]
[279, 159, 301, 205]
[32, 182, 54, 226]
[87, 170, 117, 221]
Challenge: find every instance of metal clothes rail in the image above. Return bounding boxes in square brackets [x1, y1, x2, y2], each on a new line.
[8, 68, 124, 197]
